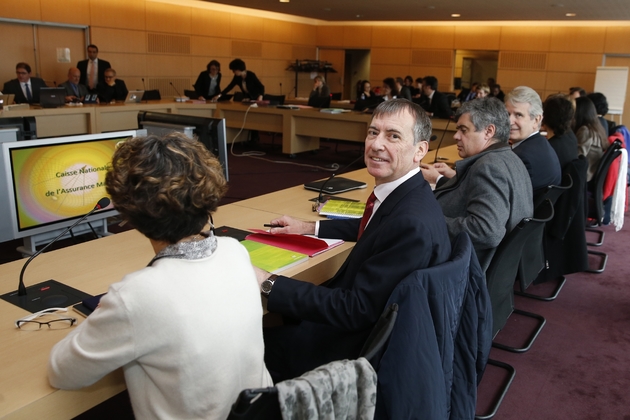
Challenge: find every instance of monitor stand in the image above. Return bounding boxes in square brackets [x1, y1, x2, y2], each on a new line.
[17, 219, 112, 257]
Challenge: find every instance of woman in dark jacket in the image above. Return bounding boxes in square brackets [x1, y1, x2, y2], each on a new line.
[193, 59, 221, 100]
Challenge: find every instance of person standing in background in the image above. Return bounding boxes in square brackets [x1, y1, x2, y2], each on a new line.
[77, 45, 111, 92]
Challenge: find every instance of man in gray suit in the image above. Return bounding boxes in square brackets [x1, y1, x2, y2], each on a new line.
[58, 67, 89, 103]
[421, 97, 533, 271]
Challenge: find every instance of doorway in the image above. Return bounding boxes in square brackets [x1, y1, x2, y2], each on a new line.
[344, 49, 371, 100]
[456, 50, 499, 90]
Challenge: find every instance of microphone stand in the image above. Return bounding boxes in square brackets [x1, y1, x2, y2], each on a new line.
[0, 198, 110, 313]
[433, 117, 453, 163]
[312, 174, 336, 212]
[170, 82, 188, 102]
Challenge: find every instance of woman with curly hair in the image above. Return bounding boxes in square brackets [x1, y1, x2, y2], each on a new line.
[48, 133, 272, 419]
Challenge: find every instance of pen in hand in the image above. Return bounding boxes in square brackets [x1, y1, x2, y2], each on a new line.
[263, 224, 282, 228]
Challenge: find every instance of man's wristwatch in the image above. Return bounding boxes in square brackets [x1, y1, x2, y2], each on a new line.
[261, 274, 278, 296]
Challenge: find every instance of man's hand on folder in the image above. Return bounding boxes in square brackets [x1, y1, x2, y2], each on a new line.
[266, 215, 316, 235]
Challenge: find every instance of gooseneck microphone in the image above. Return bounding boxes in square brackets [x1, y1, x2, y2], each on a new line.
[170, 82, 188, 102]
[17, 197, 111, 297]
[312, 174, 336, 212]
[433, 116, 453, 163]
[142, 78, 146, 90]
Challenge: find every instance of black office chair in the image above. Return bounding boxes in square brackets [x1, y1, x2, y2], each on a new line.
[585, 139, 622, 273]
[263, 94, 285, 105]
[330, 92, 342, 100]
[227, 358, 377, 419]
[516, 172, 573, 301]
[486, 199, 553, 353]
[141, 89, 161, 101]
[359, 303, 398, 369]
[307, 94, 331, 108]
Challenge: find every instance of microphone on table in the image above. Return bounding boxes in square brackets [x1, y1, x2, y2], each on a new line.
[433, 116, 453, 163]
[1, 197, 111, 312]
[170, 82, 188, 102]
[312, 174, 336, 212]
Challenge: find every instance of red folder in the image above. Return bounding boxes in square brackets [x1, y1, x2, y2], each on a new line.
[246, 229, 344, 257]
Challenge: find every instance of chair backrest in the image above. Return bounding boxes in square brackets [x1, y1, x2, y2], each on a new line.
[588, 139, 622, 223]
[359, 303, 398, 369]
[263, 94, 285, 105]
[486, 199, 554, 336]
[142, 89, 161, 101]
[533, 171, 573, 209]
[307, 94, 331, 108]
[330, 92, 342, 100]
[227, 387, 280, 420]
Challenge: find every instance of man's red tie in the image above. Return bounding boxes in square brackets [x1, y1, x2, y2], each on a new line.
[358, 191, 376, 240]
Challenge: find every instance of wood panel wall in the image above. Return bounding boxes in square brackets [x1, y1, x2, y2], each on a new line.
[1, 0, 630, 115]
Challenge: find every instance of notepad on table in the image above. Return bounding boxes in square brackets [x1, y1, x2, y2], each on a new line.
[318, 200, 366, 219]
[240, 240, 309, 274]
[246, 229, 344, 257]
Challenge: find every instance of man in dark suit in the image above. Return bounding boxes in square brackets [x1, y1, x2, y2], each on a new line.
[58, 67, 89, 103]
[77, 44, 111, 92]
[96, 68, 128, 103]
[2, 62, 47, 104]
[505, 86, 561, 197]
[419, 75, 453, 119]
[457, 82, 479, 103]
[255, 99, 452, 380]
[213, 58, 264, 101]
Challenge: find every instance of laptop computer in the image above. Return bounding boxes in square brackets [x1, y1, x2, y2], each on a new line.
[0, 94, 15, 109]
[125, 90, 144, 103]
[39, 88, 66, 108]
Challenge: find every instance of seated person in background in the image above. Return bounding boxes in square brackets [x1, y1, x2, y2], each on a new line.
[475, 84, 490, 99]
[457, 82, 478, 103]
[258, 99, 451, 381]
[419, 76, 453, 119]
[574, 96, 609, 182]
[396, 77, 413, 101]
[421, 97, 533, 271]
[380, 77, 399, 101]
[307, 75, 331, 107]
[404, 75, 416, 95]
[193, 59, 221, 101]
[587, 92, 617, 136]
[569, 87, 586, 99]
[214, 58, 264, 102]
[505, 86, 561, 196]
[490, 84, 505, 102]
[354, 80, 381, 111]
[48, 133, 272, 419]
[59, 67, 89, 103]
[541, 94, 579, 170]
[2, 62, 47, 104]
[413, 77, 424, 98]
[97, 68, 128, 103]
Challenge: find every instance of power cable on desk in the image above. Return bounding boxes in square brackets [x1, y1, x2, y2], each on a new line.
[227, 103, 342, 172]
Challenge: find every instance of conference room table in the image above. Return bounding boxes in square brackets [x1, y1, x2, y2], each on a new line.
[0, 168, 375, 419]
[0, 100, 217, 138]
[214, 102, 457, 156]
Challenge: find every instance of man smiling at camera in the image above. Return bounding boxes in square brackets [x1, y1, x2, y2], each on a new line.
[256, 99, 451, 381]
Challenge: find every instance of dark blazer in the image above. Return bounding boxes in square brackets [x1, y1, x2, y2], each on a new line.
[307, 85, 331, 108]
[220, 70, 265, 100]
[97, 79, 128, 103]
[77, 58, 111, 90]
[375, 232, 492, 420]
[58, 81, 89, 101]
[457, 87, 475, 102]
[512, 132, 562, 197]
[265, 173, 452, 379]
[193, 71, 222, 99]
[398, 85, 412, 101]
[2, 77, 47, 104]
[420, 90, 453, 119]
[549, 130, 579, 170]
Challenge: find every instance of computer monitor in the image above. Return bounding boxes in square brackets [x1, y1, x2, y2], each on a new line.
[137, 111, 229, 181]
[0, 130, 143, 243]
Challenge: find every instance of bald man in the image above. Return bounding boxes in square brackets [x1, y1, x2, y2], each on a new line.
[58, 67, 89, 102]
